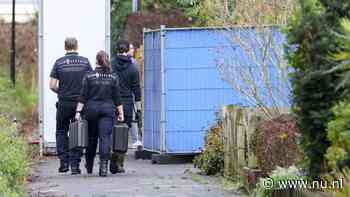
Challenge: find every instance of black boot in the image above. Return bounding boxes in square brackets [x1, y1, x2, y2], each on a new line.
[116, 153, 125, 173]
[85, 159, 94, 174]
[71, 165, 81, 175]
[109, 153, 118, 174]
[99, 160, 108, 177]
[58, 160, 69, 173]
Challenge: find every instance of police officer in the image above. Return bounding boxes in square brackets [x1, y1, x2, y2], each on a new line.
[75, 51, 124, 177]
[49, 37, 92, 175]
[110, 40, 141, 174]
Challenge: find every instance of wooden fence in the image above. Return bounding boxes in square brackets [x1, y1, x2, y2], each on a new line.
[222, 106, 334, 197]
[222, 105, 261, 179]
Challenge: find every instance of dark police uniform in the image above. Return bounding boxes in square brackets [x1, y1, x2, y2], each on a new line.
[50, 52, 92, 169]
[78, 67, 121, 170]
[110, 55, 141, 173]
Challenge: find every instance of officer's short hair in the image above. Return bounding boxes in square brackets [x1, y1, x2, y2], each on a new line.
[116, 40, 130, 54]
[65, 37, 78, 51]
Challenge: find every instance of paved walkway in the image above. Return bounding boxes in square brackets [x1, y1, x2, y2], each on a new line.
[27, 151, 244, 197]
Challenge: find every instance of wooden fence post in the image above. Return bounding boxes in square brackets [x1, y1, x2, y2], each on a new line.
[223, 105, 260, 180]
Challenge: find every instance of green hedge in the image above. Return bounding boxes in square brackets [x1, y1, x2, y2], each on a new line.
[0, 73, 32, 196]
[194, 122, 224, 175]
[0, 117, 29, 196]
[0, 70, 37, 119]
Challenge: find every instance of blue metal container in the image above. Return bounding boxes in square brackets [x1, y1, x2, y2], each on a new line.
[143, 26, 289, 154]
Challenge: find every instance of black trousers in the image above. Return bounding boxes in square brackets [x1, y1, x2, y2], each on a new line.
[85, 102, 116, 161]
[122, 102, 134, 128]
[56, 101, 82, 167]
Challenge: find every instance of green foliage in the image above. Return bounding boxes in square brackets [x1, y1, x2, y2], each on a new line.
[181, 0, 297, 26]
[194, 123, 224, 175]
[186, 0, 229, 26]
[176, 0, 199, 6]
[286, 0, 350, 178]
[254, 166, 302, 197]
[111, 0, 191, 52]
[111, 0, 132, 54]
[250, 115, 300, 174]
[14, 79, 38, 116]
[0, 74, 23, 118]
[176, 0, 234, 26]
[0, 71, 37, 119]
[324, 18, 350, 94]
[0, 117, 29, 196]
[0, 71, 34, 196]
[141, 0, 184, 10]
[334, 168, 350, 197]
[325, 101, 350, 171]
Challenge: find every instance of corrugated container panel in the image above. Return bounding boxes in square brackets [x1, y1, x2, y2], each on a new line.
[143, 31, 161, 151]
[164, 29, 239, 153]
[143, 27, 290, 154]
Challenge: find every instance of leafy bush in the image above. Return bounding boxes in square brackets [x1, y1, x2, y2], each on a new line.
[0, 73, 33, 196]
[111, 0, 132, 54]
[250, 114, 299, 174]
[0, 71, 37, 119]
[254, 166, 302, 197]
[326, 18, 350, 94]
[286, 0, 350, 178]
[0, 116, 29, 196]
[326, 101, 350, 171]
[334, 168, 350, 197]
[194, 122, 224, 175]
[325, 19, 350, 172]
[0, 75, 23, 119]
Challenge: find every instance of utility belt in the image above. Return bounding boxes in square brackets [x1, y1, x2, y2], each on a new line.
[58, 97, 78, 103]
[86, 100, 115, 107]
[56, 98, 78, 109]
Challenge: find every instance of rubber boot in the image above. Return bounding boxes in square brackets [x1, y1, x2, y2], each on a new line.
[58, 160, 69, 173]
[71, 166, 81, 175]
[109, 152, 118, 174]
[116, 153, 125, 173]
[99, 160, 108, 177]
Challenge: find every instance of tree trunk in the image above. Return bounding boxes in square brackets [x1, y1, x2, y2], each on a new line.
[223, 0, 229, 16]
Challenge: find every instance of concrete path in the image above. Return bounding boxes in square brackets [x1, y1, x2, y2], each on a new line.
[27, 151, 244, 197]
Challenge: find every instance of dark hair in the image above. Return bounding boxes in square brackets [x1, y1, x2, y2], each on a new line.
[96, 50, 111, 71]
[65, 37, 78, 51]
[116, 40, 130, 54]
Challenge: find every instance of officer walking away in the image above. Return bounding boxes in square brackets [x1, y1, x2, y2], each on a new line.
[127, 43, 142, 148]
[49, 37, 92, 175]
[110, 40, 141, 174]
[75, 50, 124, 177]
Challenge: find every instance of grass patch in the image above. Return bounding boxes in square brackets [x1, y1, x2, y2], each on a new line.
[0, 71, 35, 196]
[0, 117, 29, 196]
[191, 174, 209, 185]
[0, 71, 37, 120]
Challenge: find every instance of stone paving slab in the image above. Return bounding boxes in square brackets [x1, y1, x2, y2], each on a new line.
[27, 151, 245, 197]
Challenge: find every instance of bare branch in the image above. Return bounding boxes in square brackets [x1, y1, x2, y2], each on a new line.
[214, 0, 294, 119]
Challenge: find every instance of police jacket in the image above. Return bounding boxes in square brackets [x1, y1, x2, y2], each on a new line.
[78, 67, 121, 107]
[50, 52, 92, 102]
[111, 55, 141, 104]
